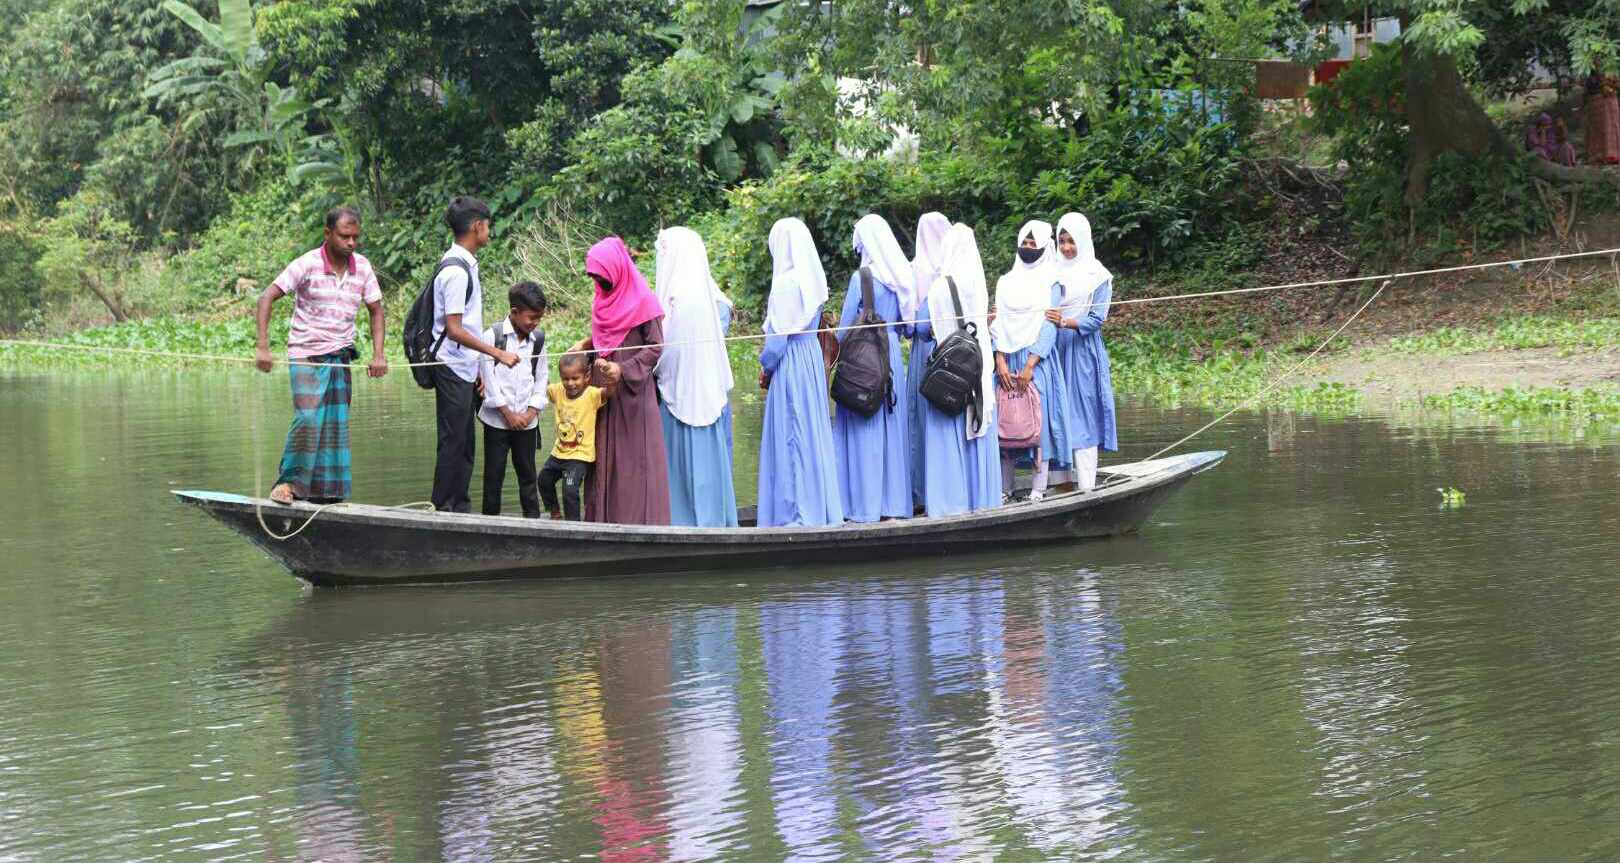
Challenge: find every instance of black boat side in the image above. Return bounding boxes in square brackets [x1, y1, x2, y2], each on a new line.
[173, 451, 1224, 586]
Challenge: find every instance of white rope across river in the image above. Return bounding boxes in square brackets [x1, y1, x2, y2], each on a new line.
[2, 246, 1618, 369]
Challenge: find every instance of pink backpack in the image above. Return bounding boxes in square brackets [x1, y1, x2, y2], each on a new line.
[996, 385, 1042, 449]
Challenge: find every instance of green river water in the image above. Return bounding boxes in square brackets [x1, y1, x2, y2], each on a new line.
[2, 369, 1619, 861]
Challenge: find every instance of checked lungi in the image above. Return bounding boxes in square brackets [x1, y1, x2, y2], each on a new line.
[275, 349, 356, 501]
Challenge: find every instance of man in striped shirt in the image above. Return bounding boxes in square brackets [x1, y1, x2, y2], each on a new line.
[254, 206, 388, 504]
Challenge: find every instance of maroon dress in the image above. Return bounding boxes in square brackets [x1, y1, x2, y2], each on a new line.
[587, 318, 671, 525]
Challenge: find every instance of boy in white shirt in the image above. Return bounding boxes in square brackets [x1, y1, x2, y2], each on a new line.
[477, 282, 549, 517]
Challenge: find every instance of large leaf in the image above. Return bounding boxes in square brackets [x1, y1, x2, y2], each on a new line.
[223, 129, 274, 148]
[707, 136, 742, 182]
[217, 0, 257, 63]
[161, 0, 225, 55]
[752, 141, 780, 176]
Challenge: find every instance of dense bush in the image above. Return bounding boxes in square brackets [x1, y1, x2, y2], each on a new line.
[1311, 44, 1546, 259]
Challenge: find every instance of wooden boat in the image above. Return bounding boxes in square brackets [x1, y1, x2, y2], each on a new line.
[174, 450, 1224, 587]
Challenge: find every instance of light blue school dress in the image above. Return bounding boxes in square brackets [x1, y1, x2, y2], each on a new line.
[1000, 283, 1074, 468]
[662, 302, 739, 527]
[907, 331, 929, 507]
[1056, 280, 1119, 453]
[909, 321, 970, 517]
[757, 307, 845, 527]
[834, 272, 912, 522]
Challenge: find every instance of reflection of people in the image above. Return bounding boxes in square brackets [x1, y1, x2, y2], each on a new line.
[653, 227, 739, 527]
[256, 206, 387, 505]
[541, 353, 611, 521]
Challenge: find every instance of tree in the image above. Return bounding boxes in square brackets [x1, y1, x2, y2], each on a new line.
[1312, 0, 1620, 203]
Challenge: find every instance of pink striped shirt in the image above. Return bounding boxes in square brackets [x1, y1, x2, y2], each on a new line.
[271, 246, 383, 359]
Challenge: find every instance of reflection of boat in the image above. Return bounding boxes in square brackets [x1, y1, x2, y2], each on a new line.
[174, 451, 1224, 586]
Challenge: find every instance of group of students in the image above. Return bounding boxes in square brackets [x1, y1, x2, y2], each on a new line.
[255, 196, 1119, 529]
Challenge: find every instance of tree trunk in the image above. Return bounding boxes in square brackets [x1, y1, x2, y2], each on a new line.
[84, 273, 129, 323]
[1402, 45, 1504, 206]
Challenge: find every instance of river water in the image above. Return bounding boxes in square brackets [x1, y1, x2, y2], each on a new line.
[3, 370, 1619, 861]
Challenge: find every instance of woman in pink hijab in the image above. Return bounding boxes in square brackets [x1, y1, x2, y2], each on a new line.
[573, 236, 671, 525]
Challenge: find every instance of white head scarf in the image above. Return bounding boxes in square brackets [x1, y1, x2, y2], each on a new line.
[910, 211, 953, 320]
[990, 220, 1057, 354]
[765, 218, 829, 334]
[653, 226, 734, 428]
[852, 214, 913, 312]
[926, 224, 997, 439]
[1053, 212, 1112, 318]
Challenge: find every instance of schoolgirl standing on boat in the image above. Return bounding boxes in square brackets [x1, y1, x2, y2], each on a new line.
[1049, 213, 1118, 491]
[653, 226, 739, 527]
[915, 224, 1002, 516]
[834, 215, 914, 523]
[757, 218, 845, 527]
[991, 220, 1073, 503]
[908, 211, 953, 508]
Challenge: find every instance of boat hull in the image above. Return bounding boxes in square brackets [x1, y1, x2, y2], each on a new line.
[174, 451, 1223, 586]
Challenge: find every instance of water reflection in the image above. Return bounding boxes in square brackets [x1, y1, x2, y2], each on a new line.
[240, 574, 1132, 861]
[9, 372, 1620, 860]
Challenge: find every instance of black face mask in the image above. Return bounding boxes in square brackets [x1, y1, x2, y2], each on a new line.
[1017, 246, 1043, 265]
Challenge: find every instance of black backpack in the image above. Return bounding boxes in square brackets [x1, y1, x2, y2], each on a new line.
[492, 319, 546, 379]
[829, 267, 894, 417]
[918, 276, 985, 428]
[402, 257, 473, 389]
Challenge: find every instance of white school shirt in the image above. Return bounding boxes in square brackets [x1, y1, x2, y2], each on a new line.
[477, 321, 548, 430]
[432, 243, 483, 382]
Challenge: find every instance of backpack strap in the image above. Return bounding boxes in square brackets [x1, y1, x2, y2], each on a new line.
[946, 276, 965, 328]
[530, 330, 545, 378]
[428, 257, 474, 358]
[947, 276, 986, 435]
[493, 319, 509, 352]
[859, 267, 876, 318]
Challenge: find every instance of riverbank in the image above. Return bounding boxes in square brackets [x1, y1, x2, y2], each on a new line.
[5, 225, 1620, 426]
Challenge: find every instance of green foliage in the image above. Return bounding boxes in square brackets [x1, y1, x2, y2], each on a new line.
[1387, 315, 1620, 354]
[1423, 385, 1620, 425]
[1311, 44, 1544, 258]
[0, 220, 43, 331]
[157, 176, 310, 310]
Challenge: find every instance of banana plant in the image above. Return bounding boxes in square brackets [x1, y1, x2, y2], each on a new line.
[143, 0, 307, 182]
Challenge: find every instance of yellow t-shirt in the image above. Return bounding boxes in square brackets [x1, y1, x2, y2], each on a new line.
[547, 383, 606, 462]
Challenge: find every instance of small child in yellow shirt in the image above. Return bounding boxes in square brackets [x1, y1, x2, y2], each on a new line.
[540, 352, 612, 520]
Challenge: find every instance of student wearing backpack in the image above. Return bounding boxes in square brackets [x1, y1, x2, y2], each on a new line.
[917, 224, 1002, 516]
[477, 281, 549, 518]
[1049, 213, 1119, 492]
[907, 211, 953, 509]
[991, 220, 1074, 503]
[757, 218, 844, 528]
[653, 226, 738, 527]
[430, 196, 520, 513]
[833, 215, 913, 522]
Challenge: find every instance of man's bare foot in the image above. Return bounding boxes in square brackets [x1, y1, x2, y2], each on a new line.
[269, 483, 296, 505]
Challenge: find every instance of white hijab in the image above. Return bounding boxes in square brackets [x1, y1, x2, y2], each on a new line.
[1053, 212, 1112, 318]
[910, 211, 953, 320]
[926, 224, 996, 439]
[852, 214, 913, 312]
[765, 217, 829, 334]
[990, 220, 1056, 354]
[654, 226, 734, 428]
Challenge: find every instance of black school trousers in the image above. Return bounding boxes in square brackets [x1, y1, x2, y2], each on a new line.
[431, 365, 477, 513]
[482, 422, 540, 518]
